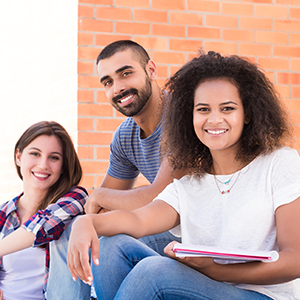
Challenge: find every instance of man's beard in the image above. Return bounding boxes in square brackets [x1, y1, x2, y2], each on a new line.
[111, 75, 152, 117]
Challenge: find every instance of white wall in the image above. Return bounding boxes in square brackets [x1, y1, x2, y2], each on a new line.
[0, 0, 78, 202]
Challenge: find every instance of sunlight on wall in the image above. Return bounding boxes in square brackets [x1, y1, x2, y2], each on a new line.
[0, 0, 78, 202]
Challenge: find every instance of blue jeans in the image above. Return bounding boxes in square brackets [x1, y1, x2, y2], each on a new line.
[47, 218, 91, 300]
[47, 217, 180, 299]
[92, 234, 274, 300]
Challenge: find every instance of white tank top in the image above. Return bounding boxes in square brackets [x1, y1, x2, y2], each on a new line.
[0, 247, 45, 300]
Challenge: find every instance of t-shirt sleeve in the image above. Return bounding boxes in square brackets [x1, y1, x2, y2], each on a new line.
[107, 124, 140, 180]
[154, 179, 181, 213]
[22, 186, 88, 246]
[271, 148, 300, 210]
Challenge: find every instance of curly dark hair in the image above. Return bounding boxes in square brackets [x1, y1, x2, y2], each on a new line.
[161, 50, 291, 176]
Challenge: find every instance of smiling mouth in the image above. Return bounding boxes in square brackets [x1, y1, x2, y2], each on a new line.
[33, 172, 50, 179]
[206, 129, 228, 135]
[119, 94, 133, 103]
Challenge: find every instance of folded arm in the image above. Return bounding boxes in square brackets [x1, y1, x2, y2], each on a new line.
[0, 227, 35, 257]
[23, 186, 88, 246]
[0, 187, 88, 257]
[85, 159, 186, 213]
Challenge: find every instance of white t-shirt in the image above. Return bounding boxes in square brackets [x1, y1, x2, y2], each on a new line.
[0, 247, 45, 300]
[155, 147, 300, 300]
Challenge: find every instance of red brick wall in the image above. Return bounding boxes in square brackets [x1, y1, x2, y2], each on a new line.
[77, 0, 300, 193]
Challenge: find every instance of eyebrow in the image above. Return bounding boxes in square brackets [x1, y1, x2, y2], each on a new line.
[100, 65, 134, 84]
[195, 101, 238, 107]
[28, 147, 63, 156]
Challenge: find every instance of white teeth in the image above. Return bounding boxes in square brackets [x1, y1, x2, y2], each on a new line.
[207, 129, 227, 135]
[34, 173, 49, 178]
[120, 95, 132, 103]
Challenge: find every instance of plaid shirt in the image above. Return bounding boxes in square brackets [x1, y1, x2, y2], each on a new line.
[0, 186, 88, 297]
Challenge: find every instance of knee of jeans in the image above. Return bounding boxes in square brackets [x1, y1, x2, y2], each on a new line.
[135, 256, 171, 277]
[99, 234, 139, 263]
[100, 234, 134, 250]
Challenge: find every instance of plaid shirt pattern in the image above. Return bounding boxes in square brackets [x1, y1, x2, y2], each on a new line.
[0, 186, 88, 297]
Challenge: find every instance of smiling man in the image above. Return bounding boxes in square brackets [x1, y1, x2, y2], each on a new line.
[47, 40, 184, 300]
[87, 40, 169, 211]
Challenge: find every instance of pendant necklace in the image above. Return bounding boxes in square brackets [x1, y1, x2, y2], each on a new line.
[213, 169, 242, 195]
[214, 172, 235, 185]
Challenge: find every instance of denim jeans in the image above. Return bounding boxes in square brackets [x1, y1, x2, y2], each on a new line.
[47, 218, 180, 299]
[92, 234, 274, 300]
[47, 218, 91, 300]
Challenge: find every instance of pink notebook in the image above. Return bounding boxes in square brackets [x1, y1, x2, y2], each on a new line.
[173, 243, 279, 262]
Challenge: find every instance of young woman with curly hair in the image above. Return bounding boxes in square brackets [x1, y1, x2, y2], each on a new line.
[67, 51, 300, 300]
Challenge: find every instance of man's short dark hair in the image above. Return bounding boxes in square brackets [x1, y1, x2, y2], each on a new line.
[96, 40, 150, 69]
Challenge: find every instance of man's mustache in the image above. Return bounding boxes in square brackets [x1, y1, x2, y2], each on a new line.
[112, 88, 138, 103]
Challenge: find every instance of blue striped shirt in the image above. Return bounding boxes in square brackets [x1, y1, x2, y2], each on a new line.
[107, 117, 162, 184]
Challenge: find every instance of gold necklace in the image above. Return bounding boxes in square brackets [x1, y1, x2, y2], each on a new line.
[213, 170, 241, 194]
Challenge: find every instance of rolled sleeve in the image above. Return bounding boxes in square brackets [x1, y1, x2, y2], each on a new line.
[22, 186, 88, 247]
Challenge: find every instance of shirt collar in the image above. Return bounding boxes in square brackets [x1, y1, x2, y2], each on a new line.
[6, 193, 23, 215]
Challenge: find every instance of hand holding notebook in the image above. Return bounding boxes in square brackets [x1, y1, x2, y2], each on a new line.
[172, 244, 279, 262]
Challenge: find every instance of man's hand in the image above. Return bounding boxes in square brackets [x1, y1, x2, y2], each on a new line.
[98, 208, 110, 214]
[67, 215, 100, 285]
[84, 193, 102, 214]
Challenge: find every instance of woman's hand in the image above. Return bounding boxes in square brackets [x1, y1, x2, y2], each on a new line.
[164, 241, 217, 276]
[67, 215, 99, 285]
[0, 289, 5, 300]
